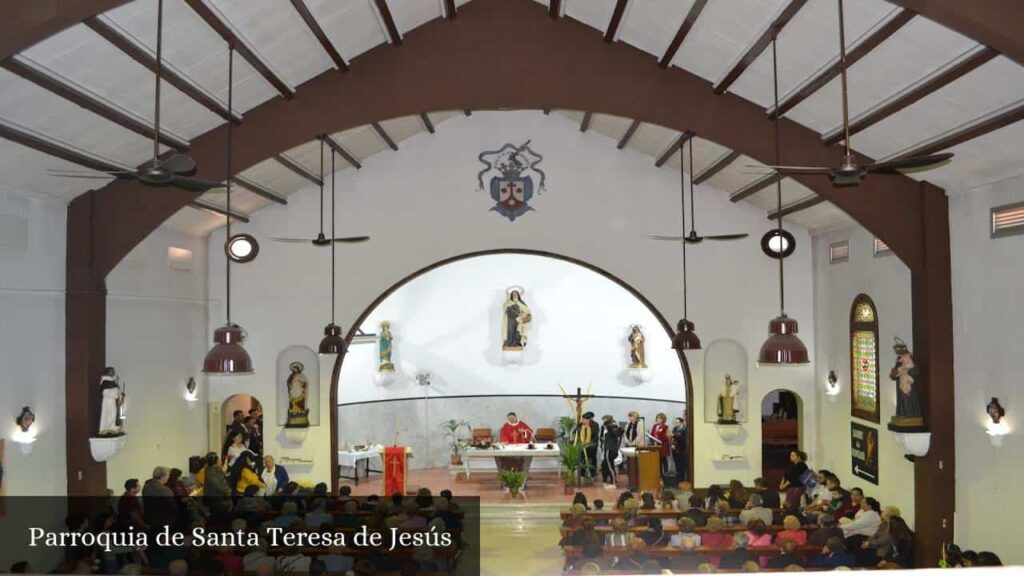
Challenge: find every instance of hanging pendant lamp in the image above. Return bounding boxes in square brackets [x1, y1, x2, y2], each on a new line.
[672, 139, 701, 350]
[319, 146, 346, 355]
[758, 32, 808, 366]
[204, 46, 254, 374]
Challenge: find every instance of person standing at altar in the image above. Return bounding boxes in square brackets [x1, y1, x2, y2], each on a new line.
[651, 413, 671, 478]
[623, 411, 641, 447]
[671, 415, 688, 482]
[574, 412, 600, 480]
[499, 412, 533, 444]
[600, 415, 622, 489]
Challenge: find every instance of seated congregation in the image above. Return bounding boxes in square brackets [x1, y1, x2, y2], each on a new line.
[558, 469, 1003, 574]
[11, 453, 467, 576]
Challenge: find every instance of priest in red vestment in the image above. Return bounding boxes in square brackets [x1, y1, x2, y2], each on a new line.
[499, 412, 533, 444]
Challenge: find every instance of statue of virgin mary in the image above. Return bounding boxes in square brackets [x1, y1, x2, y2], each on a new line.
[501, 287, 532, 351]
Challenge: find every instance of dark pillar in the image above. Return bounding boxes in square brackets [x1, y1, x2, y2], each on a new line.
[66, 191, 108, 498]
[911, 181, 955, 567]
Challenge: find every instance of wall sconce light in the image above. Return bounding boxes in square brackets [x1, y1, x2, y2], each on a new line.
[986, 397, 1008, 447]
[825, 370, 841, 401]
[13, 406, 37, 454]
[225, 233, 259, 263]
[185, 377, 199, 402]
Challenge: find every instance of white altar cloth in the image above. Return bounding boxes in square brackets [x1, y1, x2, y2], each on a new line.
[463, 443, 560, 478]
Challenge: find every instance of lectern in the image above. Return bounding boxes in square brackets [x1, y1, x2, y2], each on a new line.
[636, 445, 661, 494]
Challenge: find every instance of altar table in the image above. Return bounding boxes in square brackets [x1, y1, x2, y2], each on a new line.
[464, 443, 560, 478]
[337, 445, 413, 484]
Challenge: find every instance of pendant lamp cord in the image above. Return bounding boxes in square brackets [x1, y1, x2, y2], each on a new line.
[771, 31, 785, 316]
[330, 149, 336, 325]
[319, 139, 325, 237]
[838, 0, 851, 159]
[225, 45, 234, 324]
[152, 0, 163, 167]
[680, 140, 689, 319]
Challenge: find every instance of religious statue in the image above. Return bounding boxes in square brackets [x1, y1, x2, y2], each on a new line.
[717, 375, 741, 423]
[285, 361, 310, 428]
[16, 407, 35, 433]
[501, 287, 532, 351]
[378, 322, 395, 373]
[888, 337, 924, 429]
[186, 377, 197, 396]
[987, 398, 1005, 424]
[628, 325, 647, 369]
[98, 367, 124, 436]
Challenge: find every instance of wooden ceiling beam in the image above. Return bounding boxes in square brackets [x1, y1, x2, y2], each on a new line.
[580, 111, 593, 132]
[183, 0, 295, 98]
[289, 0, 348, 72]
[372, 122, 398, 150]
[232, 176, 287, 205]
[770, 9, 914, 119]
[658, 0, 707, 68]
[713, 0, 808, 94]
[617, 119, 641, 149]
[189, 198, 249, 222]
[275, 153, 322, 186]
[84, 16, 237, 123]
[1, 56, 189, 151]
[822, 46, 999, 146]
[693, 150, 740, 185]
[767, 194, 825, 219]
[654, 130, 694, 167]
[320, 135, 361, 170]
[731, 173, 781, 202]
[604, 0, 629, 43]
[419, 112, 435, 134]
[444, 0, 457, 20]
[374, 0, 403, 46]
[549, 0, 562, 19]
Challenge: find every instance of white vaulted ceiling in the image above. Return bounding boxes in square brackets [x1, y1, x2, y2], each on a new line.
[1, 0, 1022, 237]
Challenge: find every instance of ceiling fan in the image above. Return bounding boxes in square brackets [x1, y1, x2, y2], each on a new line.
[650, 138, 749, 244]
[48, 0, 224, 193]
[271, 138, 369, 247]
[751, 0, 953, 187]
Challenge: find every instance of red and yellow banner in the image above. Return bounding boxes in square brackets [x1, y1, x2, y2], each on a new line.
[384, 446, 407, 495]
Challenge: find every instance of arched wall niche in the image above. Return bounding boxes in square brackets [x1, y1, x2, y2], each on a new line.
[329, 249, 694, 486]
[275, 346, 320, 427]
[703, 338, 749, 424]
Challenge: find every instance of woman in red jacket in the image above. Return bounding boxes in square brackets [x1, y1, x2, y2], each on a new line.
[651, 413, 671, 479]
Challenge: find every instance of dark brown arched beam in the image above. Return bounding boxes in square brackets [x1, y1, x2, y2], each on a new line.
[329, 248, 696, 496]
[0, 0, 130, 61]
[889, 0, 1024, 67]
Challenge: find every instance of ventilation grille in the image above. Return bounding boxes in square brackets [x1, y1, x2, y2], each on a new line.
[992, 202, 1024, 238]
[873, 238, 891, 256]
[829, 240, 850, 264]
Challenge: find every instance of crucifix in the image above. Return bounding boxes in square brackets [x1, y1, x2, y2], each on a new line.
[558, 383, 595, 427]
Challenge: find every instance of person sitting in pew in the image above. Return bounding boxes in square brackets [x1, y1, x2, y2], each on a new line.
[810, 537, 855, 569]
[702, 516, 734, 567]
[807, 514, 844, 547]
[752, 477, 781, 509]
[720, 532, 758, 571]
[776, 514, 808, 545]
[766, 538, 804, 570]
[739, 493, 773, 526]
[669, 517, 701, 550]
[562, 503, 588, 530]
[681, 494, 710, 527]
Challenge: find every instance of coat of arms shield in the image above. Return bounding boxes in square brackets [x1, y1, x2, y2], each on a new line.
[477, 140, 546, 222]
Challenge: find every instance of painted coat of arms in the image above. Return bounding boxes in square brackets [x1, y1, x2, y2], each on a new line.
[477, 140, 546, 221]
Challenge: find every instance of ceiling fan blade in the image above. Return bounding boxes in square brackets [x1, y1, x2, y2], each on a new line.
[749, 164, 833, 175]
[170, 175, 226, 192]
[48, 173, 122, 180]
[48, 169, 131, 176]
[648, 235, 687, 241]
[157, 153, 197, 176]
[865, 152, 954, 174]
[270, 237, 314, 243]
[703, 233, 750, 241]
[329, 236, 370, 243]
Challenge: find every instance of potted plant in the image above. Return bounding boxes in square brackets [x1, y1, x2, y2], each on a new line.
[498, 469, 527, 498]
[441, 419, 470, 465]
[557, 416, 577, 443]
[559, 441, 582, 495]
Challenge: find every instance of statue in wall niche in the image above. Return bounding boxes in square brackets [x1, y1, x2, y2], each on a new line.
[628, 325, 647, 369]
[98, 366, 125, 437]
[378, 322, 395, 373]
[501, 287, 532, 351]
[717, 375, 741, 424]
[888, 337, 924, 429]
[285, 361, 310, 428]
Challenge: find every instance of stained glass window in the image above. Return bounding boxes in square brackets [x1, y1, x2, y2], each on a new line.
[850, 294, 879, 423]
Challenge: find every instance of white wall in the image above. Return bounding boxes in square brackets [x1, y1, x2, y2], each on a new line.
[207, 111, 817, 487]
[0, 189, 68, 570]
[105, 229, 210, 490]
[811, 225, 916, 525]
[948, 173, 1024, 563]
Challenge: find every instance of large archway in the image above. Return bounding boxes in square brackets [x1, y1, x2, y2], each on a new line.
[328, 248, 694, 493]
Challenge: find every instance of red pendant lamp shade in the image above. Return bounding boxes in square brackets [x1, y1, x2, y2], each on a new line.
[319, 146, 347, 356]
[672, 319, 701, 350]
[319, 323, 346, 355]
[204, 324, 254, 373]
[758, 314, 808, 365]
